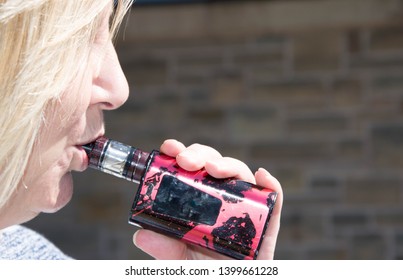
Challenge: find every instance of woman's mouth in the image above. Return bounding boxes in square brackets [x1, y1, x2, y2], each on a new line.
[72, 133, 104, 172]
[70, 145, 90, 172]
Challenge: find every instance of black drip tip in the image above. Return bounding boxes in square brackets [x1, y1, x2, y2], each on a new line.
[82, 142, 95, 157]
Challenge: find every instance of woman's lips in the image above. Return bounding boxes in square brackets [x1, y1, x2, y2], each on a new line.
[70, 145, 89, 172]
[72, 133, 104, 172]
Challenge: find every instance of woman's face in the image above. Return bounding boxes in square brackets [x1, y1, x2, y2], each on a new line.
[7, 8, 129, 225]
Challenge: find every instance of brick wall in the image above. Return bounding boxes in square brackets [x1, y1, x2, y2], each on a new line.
[27, 0, 403, 259]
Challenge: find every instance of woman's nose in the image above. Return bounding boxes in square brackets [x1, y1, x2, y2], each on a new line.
[91, 41, 129, 110]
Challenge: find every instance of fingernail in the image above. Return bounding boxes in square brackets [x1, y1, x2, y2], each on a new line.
[257, 167, 275, 178]
[132, 230, 140, 248]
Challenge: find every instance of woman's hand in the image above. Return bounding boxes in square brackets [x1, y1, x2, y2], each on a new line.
[132, 139, 283, 260]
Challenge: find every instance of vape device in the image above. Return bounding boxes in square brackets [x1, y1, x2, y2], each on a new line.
[83, 136, 277, 260]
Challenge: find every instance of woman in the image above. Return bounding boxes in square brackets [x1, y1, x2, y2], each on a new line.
[0, 0, 282, 260]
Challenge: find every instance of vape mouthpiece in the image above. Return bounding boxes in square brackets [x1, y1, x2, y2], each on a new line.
[82, 142, 94, 157]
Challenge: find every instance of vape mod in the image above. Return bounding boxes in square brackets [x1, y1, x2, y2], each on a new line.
[83, 136, 277, 260]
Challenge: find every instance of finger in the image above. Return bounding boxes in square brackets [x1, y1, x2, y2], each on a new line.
[255, 168, 282, 192]
[133, 229, 187, 260]
[204, 157, 256, 183]
[254, 168, 283, 260]
[160, 139, 187, 157]
[176, 143, 222, 171]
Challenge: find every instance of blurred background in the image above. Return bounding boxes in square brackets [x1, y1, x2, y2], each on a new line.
[27, 0, 403, 259]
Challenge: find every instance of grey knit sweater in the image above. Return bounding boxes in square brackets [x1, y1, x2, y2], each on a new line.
[0, 225, 71, 260]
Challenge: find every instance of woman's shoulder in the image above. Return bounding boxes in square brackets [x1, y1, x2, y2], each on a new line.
[0, 225, 71, 260]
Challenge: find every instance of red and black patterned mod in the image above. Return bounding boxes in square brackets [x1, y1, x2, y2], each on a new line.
[83, 137, 277, 260]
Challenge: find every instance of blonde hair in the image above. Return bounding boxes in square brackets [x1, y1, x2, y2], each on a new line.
[0, 0, 132, 210]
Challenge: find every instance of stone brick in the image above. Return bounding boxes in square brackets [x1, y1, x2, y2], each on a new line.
[329, 78, 363, 108]
[274, 246, 305, 260]
[251, 79, 326, 109]
[233, 49, 283, 68]
[371, 73, 403, 95]
[279, 209, 326, 242]
[105, 109, 179, 150]
[292, 31, 343, 72]
[255, 34, 287, 45]
[76, 188, 130, 225]
[346, 30, 367, 54]
[247, 64, 286, 84]
[126, 0, 403, 42]
[350, 51, 403, 70]
[376, 210, 403, 227]
[184, 86, 211, 107]
[250, 140, 331, 161]
[396, 232, 403, 260]
[287, 113, 348, 135]
[273, 167, 304, 194]
[175, 69, 210, 85]
[332, 211, 370, 230]
[277, 211, 303, 242]
[228, 106, 280, 142]
[358, 97, 400, 125]
[310, 176, 341, 192]
[286, 193, 342, 209]
[307, 244, 348, 260]
[213, 142, 248, 163]
[371, 124, 403, 167]
[350, 232, 387, 259]
[121, 55, 168, 87]
[336, 138, 364, 161]
[177, 52, 224, 73]
[345, 175, 402, 206]
[152, 91, 187, 124]
[184, 107, 228, 141]
[211, 76, 244, 107]
[187, 107, 225, 124]
[370, 25, 403, 52]
[120, 90, 186, 123]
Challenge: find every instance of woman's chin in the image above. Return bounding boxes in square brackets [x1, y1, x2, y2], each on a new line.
[42, 172, 74, 214]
